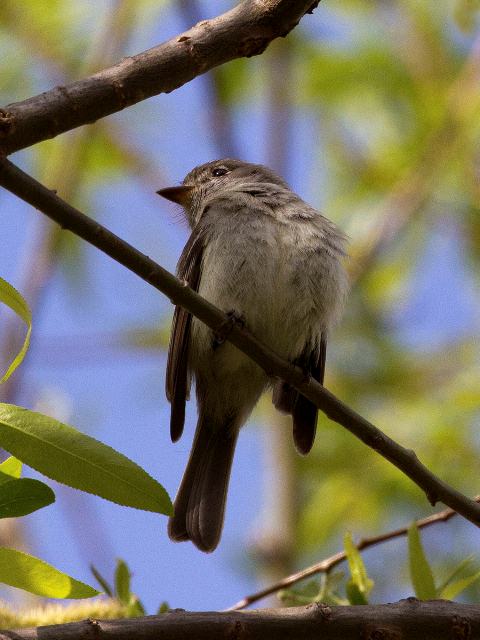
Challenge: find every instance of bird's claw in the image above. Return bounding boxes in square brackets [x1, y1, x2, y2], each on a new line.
[212, 310, 246, 349]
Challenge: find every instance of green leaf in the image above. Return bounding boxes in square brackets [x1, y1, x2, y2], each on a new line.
[157, 602, 170, 614]
[408, 523, 436, 600]
[0, 456, 22, 479]
[0, 278, 32, 383]
[115, 559, 131, 605]
[346, 581, 369, 605]
[344, 532, 374, 605]
[0, 403, 172, 515]
[126, 596, 145, 618]
[90, 564, 113, 597]
[436, 555, 480, 600]
[317, 570, 346, 604]
[113, 559, 145, 617]
[0, 548, 99, 598]
[0, 478, 55, 518]
[436, 555, 474, 596]
[278, 580, 321, 606]
[440, 570, 480, 600]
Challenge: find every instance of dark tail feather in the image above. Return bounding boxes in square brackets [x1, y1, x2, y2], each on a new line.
[168, 416, 238, 552]
[292, 395, 318, 454]
[273, 335, 327, 455]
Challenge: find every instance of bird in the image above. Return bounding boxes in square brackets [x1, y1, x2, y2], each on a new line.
[157, 159, 348, 552]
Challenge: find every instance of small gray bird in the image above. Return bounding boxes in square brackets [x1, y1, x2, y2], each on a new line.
[157, 159, 348, 552]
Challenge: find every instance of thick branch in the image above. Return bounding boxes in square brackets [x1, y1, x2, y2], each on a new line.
[2, 601, 479, 639]
[0, 0, 319, 156]
[0, 158, 479, 530]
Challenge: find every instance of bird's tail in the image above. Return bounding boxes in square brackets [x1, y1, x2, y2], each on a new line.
[168, 414, 239, 552]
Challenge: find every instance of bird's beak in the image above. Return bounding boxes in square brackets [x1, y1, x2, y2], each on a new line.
[156, 185, 194, 206]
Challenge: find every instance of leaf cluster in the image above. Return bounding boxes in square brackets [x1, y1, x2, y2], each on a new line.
[0, 280, 172, 601]
[279, 526, 480, 607]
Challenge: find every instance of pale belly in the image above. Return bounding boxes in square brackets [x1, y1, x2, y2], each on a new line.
[190, 220, 330, 376]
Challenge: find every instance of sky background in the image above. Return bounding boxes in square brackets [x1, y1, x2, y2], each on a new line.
[0, 0, 479, 614]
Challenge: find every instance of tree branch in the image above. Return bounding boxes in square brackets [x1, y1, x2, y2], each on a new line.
[228, 498, 480, 610]
[0, 157, 479, 530]
[0, 0, 319, 156]
[2, 601, 479, 639]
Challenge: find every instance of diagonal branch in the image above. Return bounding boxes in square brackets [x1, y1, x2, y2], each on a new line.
[0, 0, 319, 156]
[0, 157, 479, 530]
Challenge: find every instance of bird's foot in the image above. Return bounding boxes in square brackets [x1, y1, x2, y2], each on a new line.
[212, 310, 246, 350]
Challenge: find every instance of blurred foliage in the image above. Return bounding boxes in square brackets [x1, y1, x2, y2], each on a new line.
[291, 0, 480, 563]
[1, 0, 479, 610]
[278, 524, 480, 606]
[91, 559, 149, 618]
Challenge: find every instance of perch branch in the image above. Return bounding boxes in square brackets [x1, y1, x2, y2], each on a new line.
[0, 157, 479, 531]
[0, 0, 319, 156]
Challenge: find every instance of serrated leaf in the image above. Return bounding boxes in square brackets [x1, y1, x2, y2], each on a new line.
[0, 456, 22, 479]
[408, 523, 436, 600]
[0, 548, 99, 598]
[0, 278, 32, 383]
[0, 403, 172, 515]
[90, 564, 113, 597]
[0, 478, 54, 518]
[344, 532, 374, 604]
[115, 559, 131, 605]
[440, 569, 480, 600]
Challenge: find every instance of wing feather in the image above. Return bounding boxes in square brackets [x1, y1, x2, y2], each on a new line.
[166, 231, 204, 442]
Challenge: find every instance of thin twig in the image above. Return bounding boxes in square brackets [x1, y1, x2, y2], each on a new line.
[0, 0, 320, 156]
[227, 497, 480, 610]
[0, 158, 479, 530]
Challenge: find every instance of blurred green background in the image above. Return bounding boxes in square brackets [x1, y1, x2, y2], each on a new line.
[0, 0, 479, 611]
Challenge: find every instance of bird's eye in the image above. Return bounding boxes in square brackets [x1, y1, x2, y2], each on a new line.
[212, 167, 228, 177]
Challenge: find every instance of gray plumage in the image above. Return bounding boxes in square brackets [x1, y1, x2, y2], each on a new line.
[158, 159, 348, 552]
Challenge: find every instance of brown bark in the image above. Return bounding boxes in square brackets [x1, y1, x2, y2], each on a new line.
[0, 0, 319, 156]
[1, 600, 478, 639]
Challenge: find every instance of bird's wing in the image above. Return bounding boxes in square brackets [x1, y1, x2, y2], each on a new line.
[272, 334, 326, 455]
[166, 231, 204, 442]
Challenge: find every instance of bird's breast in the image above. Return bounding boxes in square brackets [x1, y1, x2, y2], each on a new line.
[195, 213, 336, 362]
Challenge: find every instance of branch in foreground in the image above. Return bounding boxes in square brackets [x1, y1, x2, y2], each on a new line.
[0, 158, 479, 530]
[0, 0, 319, 156]
[1, 601, 479, 639]
[229, 498, 480, 610]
